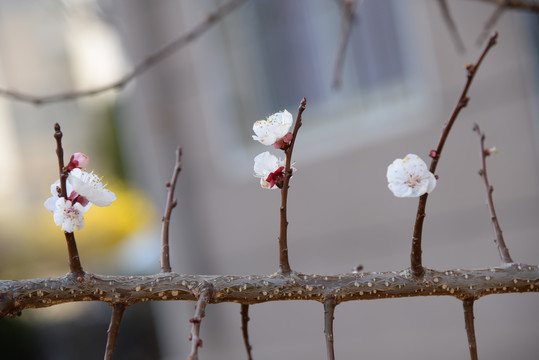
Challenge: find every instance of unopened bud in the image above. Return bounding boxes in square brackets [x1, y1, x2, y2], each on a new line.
[66, 153, 89, 171]
[485, 146, 498, 156]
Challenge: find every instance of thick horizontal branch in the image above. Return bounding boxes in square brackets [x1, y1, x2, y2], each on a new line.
[1, 264, 538, 317]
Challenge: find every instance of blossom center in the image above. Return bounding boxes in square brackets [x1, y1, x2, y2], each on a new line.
[404, 173, 422, 188]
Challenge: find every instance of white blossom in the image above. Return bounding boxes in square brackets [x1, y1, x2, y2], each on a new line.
[68, 168, 116, 207]
[44, 180, 92, 213]
[252, 110, 293, 147]
[254, 151, 286, 189]
[387, 154, 436, 198]
[52, 198, 87, 232]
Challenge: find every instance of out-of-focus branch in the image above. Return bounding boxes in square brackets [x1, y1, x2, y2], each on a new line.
[241, 304, 253, 360]
[462, 299, 478, 360]
[54, 124, 84, 277]
[187, 287, 213, 360]
[278, 98, 307, 275]
[0, 0, 248, 106]
[333, 0, 360, 89]
[476, 2, 507, 45]
[1, 265, 537, 317]
[160, 146, 183, 273]
[324, 297, 337, 360]
[410, 32, 498, 278]
[437, 0, 466, 53]
[104, 304, 126, 360]
[473, 123, 513, 264]
[473, 0, 539, 13]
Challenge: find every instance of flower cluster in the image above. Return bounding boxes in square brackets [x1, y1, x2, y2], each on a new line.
[386, 154, 436, 198]
[252, 110, 294, 189]
[44, 153, 116, 232]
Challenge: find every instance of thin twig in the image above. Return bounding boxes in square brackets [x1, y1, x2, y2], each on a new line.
[476, 2, 507, 45]
[333, 0, 360, 89]
[278, 98, 307, 275]
[324, 298, 337, 360]
[410, 33, 498, 278]
[437, 0, 466, 53]
[241, 304, 253, 360]
[0, 0, 248, 106]
[462, 298, 479, 360]
[473, 123, 513, 264]
[188, 287, 213, 360]
[161, 146, 183, 273]
[54, 124, 84, 276]
[104, 304, 126, 360]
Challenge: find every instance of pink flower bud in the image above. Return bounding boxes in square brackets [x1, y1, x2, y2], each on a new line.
[265, 166, 285, 188]
[66, 152, 89, 171]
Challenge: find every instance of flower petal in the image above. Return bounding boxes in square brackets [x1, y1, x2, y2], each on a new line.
[68, 168, 116, 207]
[387, 154, 436, 198]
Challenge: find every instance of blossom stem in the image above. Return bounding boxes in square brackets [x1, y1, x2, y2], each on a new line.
[278, 98, 306, 275]
[473, 123, 513, 264]
[54, 123, 84, 276]
[54, 123, 68, 198]
[160, 146, 183, 273]
[410, 33, 498, 278]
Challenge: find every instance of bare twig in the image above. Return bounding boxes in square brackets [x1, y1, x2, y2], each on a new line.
[161, 146, 183, 273]
[324, 297, 337, 360]
[473, 123, 513, 264]
[188, 287, 213, 360]
[410, 33, 498, 278]
[241, 304, 253, 360]
[437, 0, 466, 53]
[333, 0, 360, 89]
[54, 124, 84, 276]
[278, 98, 307, 275]
[104, 304, 126, 360]
[0, 0, 248, 106]
[476, 2, 507, 45]
[462, 298, 479, 360]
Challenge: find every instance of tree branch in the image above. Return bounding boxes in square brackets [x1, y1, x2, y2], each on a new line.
[476, 2, 507, 45]
[278, 98, 307, 275]
[324, 297, 337, 360]
[410, 32, 498, 278]
[187, 286, 213, 360]
[473, 0, 539, 13]
[0, 0, 248, 106]
[437, 0, 466, 53]
[473, 123, 513, 264]
[104, 304, 126, 360]
[333, 0, 360, 89]
[1, 265, 537, 317]
[241, 304, 253, 360]
[160, 146, 183, 273]
[54, 124, 84, 277]
[462, 298, 478, 360]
